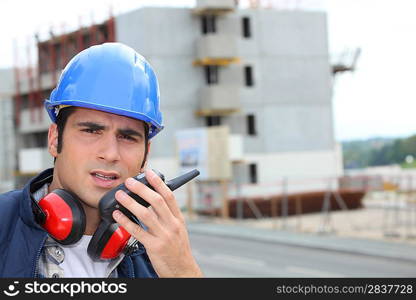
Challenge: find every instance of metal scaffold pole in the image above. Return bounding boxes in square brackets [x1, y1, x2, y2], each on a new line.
[280, 177, 289, 229]
[220, 180, 229, 219]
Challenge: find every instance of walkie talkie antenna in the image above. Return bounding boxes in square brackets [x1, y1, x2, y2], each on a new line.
[166, 169, 200, 191]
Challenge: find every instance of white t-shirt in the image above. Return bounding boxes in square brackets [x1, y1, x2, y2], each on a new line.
[60, 235, 111, 278]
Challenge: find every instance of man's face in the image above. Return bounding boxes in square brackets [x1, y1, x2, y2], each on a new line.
[48, 107, 148, 208]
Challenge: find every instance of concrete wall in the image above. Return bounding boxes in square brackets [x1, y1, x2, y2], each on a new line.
[19, 148, 53, 174]
[0, 68, 16, 192]
[0, 68, 14, 94]
[236, 10, 334, 154]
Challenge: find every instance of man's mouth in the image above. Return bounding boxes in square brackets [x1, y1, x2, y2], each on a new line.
[90, 170, 121, 187]
[92, 173, 118, 180]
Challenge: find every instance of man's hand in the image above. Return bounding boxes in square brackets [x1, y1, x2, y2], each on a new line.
[112, 169, 203, 278]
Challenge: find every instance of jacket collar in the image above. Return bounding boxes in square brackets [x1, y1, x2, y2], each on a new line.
[20, 168, 54, 229]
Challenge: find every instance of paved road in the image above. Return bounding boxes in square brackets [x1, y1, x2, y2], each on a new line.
[189, 232, 416, 277]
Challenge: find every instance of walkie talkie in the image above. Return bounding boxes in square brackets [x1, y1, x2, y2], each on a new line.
[87, 169, 200, 260]
[98, 169, 200, 221]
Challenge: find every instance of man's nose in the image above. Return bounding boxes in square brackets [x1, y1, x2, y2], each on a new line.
[97, 134, 121, 163]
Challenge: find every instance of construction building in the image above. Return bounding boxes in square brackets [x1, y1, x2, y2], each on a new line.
[0, 0, 343, 209]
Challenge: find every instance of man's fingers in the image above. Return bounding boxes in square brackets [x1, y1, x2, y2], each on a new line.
[112, 209, 154, 247]
[145, 169, 184, 221]
[125, 175, 178, 223]
[115, 190, 166, 237]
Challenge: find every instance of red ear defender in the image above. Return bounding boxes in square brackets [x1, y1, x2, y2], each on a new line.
[38, 189, 86, 245]
[87, 221, 131, 260]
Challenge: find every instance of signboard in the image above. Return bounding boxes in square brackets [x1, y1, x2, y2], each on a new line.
[176, 126, 231, 180]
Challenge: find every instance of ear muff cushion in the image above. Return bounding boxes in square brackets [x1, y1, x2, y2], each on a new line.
[39, 189, 86, 245]
[88, 221, 131, 261]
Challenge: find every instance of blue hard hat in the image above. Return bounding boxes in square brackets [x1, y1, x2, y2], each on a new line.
[44, 42, 163, 138]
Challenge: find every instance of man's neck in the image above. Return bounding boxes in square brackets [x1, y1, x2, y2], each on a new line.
[81, 204, 101, 235]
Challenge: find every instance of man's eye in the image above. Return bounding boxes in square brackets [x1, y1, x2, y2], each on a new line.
[82, 128, 99, 134]
[120, 134, 136, 142]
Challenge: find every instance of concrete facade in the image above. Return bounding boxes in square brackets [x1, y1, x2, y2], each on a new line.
[0, 68, 16, 192]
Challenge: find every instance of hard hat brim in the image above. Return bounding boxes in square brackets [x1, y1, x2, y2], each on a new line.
[44, 99, 163, 139]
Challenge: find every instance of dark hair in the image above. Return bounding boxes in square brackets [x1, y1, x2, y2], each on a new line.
[54, 107, 149, 168]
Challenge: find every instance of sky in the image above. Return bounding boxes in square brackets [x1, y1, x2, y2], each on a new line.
[0, 0, 415, 142]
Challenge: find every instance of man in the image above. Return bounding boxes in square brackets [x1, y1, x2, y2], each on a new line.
[0, 43, 203, 278]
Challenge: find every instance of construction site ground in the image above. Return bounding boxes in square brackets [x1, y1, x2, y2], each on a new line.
[237, 191, 416, 244]
[187, 190, 416, 263]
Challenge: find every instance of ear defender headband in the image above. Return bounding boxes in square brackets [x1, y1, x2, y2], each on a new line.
[33, 169, 200, 261]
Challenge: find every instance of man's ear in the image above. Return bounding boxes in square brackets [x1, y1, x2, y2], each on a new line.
[48, 123, 59, 158]
[140, 142, 151, 173]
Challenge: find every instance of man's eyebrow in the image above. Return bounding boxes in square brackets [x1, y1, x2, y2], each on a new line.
[76, 122, 107, 130]
[76, 122, 143, 138]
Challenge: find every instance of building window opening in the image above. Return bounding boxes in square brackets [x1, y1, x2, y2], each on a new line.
[204, 65, 219, 85]
[242, 17, 251, 38]
[247, 114, 257, 136]
[202, 15, 217, 34]
[249, 163, 258, 184]
[244, 65, 254, 86]
[205, 116, 222, 127]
